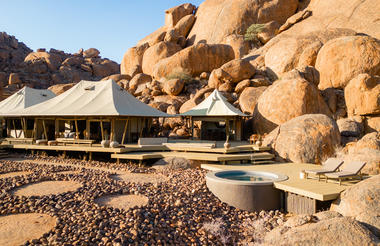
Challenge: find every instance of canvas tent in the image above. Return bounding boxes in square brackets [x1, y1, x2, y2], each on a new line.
[7, 79, 170, 143]
[0, 86, 56, 138]
[180, 90, 248, 141]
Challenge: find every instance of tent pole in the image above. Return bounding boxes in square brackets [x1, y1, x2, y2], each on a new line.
[42, 120, 47, 140]
[111, 118, 115, 141]
[74, 119, 79, 139]
[12, 120, 17, 138]
[100, 120, 104, 141]
[121, 118, 129, 145]
[191, 117, 194, 140]
[20, 118, 26, 138]
[32, 119, 37, 140]
[139, 117, 144, 137]
[225, 118, 230, 142]
[55, 119, 59, 139]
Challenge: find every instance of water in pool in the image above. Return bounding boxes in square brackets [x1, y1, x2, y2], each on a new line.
[221, 174, 272, 181]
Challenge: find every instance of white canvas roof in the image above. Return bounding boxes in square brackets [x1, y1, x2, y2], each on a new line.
[180, 90, 247, 117]
[0, 86, 55, 116]
[8, 79, 169, 117]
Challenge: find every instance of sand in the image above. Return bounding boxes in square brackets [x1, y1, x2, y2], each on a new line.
[10, 180, 82, 197]
[95, 194, 149, 210]
[0, 171, 32, 179]
[111, 173, 168, 184]
[0, 213, 56, 246]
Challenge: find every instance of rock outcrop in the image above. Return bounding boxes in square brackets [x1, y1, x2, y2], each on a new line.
[187, 0, 298, 45]
[263, 212, 380, 245]
[316, 36, 380, 90]
[263, 114, 341, 163]
[120, 43, 149, 77]
[238, 86, 267, 115]
[344, 74, 380, 116]
[254, 78, 332, 134]
[331, 175, 380, 237]
[152, 43, 234, 79]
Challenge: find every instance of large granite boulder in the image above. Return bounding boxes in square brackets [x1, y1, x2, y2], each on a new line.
[152, 43, 234, 80]
[142, 41, 182, 75]
[48, 83, 75, 95]
[254, 78, 332, 134]
[331, 175, 380, 237]
[264, 29, 356, 77]
[187, 0, 298, 45]
[165, 3, 196, 28]
[24, 51, 62, 72]
[238, 86, 267, 115]
[344, 74, 380, 116]
[263, 114, 341, 164]
[316, 36, 380, 90]
[263, 213, 380, 245]
[120, 43, 149, 77]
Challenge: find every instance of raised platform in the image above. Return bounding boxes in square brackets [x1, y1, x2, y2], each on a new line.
[5, 143, 127, 153]
[112, 151, 274, 163]
[201, 163, 357, 201]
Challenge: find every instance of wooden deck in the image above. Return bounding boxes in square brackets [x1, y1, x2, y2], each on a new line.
[201, 163, 360, 201]
[5, 143, 128, 153]
[112, 151, 274, 163]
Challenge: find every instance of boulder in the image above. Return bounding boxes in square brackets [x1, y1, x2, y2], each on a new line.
[165, 3, 196, 28]
[24, 51, 62, 71]
[62, 56, 83, 67]
[101, 74, 131, 82]
[222, 34, 250, 59]
[234, 79, 251, 94]
[120, 43, 149, 77]
[263, 216, 379, 245]
[337, 117, 363, 138]
[163, 79, 185, 96]
[331, 175, 380, 237]
[0, 72, 7, 87]
[263, 114, 341, 163]
[364, 116, 380, 133]
[278, 9, 312, 33]
[217, 59, 255, 84]
[142, 41, 182, 75]
[239, 86, 267, 115]
[137, 26, 167, 47]
[254, 78, 332, 134]
[92, 60, 119, 78]
[129, 73, 152, 91]
[218, 82, 234, 93]
[345, 74, 380, 116]
[179, 99, 197, 114]
[8, 73, 21, 85]
[83, 48, 100, 58]
[152, 43, 234, 80]
[173, 14, 196, 37]
[316, 36, 380, 90]
[264, 29, 356, 77]
[257, 21, 280, 44]
[48, 83, 75, 95]
[187, 0, 298, 45]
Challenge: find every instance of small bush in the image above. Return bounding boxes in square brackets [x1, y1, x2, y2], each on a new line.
[165, 72, 193, 83]
[244, 24, 265, 43]
[202, 218, 232, 245]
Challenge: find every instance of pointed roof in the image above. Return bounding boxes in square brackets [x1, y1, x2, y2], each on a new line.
[8, 79, 169, 117]
[180, 90, 247, 117]
[0, 86, 56, 116]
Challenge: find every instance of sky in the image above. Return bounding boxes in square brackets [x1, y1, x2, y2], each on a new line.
[0, 0, 204, 63]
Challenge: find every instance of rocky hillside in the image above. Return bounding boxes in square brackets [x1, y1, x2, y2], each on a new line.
[115, 0, 379, 171]
[0, 32, 119, 99]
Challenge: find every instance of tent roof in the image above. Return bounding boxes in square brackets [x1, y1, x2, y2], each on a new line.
[0, 86, 56, 116]
[8, 80, 170, 117]
[180, 90, 247, 117]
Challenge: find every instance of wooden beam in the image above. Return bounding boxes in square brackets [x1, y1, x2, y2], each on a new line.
[121, 118, 129, 145]
[100, 120, 104, 141]
[86, 120, 90, 140]
[74, 119, 79, 139]
[32, 119, 37, 140]
[139, 117, 144, 137]
[110, 118, 115, 141]
[12, 119, 17, 138]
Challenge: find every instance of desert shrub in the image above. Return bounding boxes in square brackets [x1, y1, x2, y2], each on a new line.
[244, 24, 265, 43]
[165, 71, 193, 83]
[202, 218, 232, 245]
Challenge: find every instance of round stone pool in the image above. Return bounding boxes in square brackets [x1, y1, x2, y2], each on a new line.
[206, 170, 288, 212]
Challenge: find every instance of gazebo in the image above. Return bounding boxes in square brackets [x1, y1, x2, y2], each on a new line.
[180, 90, 248, 141]
[6, 79, 170, 144]
[0, 86, 56, 138]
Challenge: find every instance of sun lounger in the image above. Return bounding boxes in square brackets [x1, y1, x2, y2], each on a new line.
[304, 158, 344, 181]
[324, 161, 366, 185]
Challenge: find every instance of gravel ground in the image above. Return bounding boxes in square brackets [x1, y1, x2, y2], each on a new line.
[0, 155, 287, 245]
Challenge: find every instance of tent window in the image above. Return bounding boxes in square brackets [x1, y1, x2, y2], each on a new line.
[40, 93, 47, 97]
[84, 86, 95, 91]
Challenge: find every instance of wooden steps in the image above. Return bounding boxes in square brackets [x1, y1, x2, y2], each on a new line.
[0, 149, 9, 159]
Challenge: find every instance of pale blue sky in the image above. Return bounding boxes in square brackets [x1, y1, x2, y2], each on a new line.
[0, 0, 203, 63]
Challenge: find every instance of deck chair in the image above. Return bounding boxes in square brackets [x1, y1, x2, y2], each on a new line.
[304, 158, 344, 181]
[324, 161, 366, 185]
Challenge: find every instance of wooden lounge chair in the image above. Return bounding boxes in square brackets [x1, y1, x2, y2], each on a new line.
[304, 158, 344, 181]
[324, 161, 366, 185]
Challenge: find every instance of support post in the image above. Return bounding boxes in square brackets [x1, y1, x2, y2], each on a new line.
[32, 119, 37, 140]
[42, 120, 47, 140]
[55, 119, 59, 139]
[12, 120, 17, 138]
[100, 120, 104, 141]
[111, 118, 115, 141]
[121, 118, 129, 145]
[86, 120, 90, 140]
[74, 119, 79, 139]
[191, 117, 194, 140]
